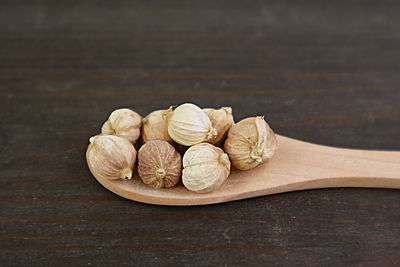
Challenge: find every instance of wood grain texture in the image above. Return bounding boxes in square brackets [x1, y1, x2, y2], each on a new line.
[1, 0, 400, 266]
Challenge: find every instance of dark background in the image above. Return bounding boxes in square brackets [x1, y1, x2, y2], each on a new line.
[1, 0, 400, 266]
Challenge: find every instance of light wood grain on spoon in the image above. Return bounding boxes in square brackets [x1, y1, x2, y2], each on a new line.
[87, 135, 400, 206]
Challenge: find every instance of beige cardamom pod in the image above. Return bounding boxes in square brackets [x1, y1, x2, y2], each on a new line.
[101, 108, 142, 145]
[224, 116, 277, 170]
[168, 103, 217, 146]
[203, 107, 234, 145]
[86, 135, 137, 180]
[182, 143, 231, 193]
[141, 107, 174, 144]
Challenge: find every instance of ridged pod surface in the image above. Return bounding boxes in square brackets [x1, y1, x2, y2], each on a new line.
[182, 143, 231, 193]
[138, 140, 182, 189]
[102, 108, 142, 145]
[141, 108, 174, 144]
[168, 103, 217, 146]
[87, 135, 137, 180]
[203, 107, 234, 145]
[224, 116, 277, 170]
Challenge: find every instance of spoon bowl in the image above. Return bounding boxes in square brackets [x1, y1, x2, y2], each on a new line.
[87, 135, 400, 205]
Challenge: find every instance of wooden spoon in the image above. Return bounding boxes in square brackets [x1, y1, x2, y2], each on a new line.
[87, 135, 400, 206]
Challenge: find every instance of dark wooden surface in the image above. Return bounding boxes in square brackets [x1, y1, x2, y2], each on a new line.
[1, 1, 400, 266]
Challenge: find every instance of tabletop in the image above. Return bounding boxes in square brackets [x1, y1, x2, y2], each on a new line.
[1, 0, 400, 266]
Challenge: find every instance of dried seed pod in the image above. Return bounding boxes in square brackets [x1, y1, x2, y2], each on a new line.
[224, 116, 277, 170]
[182, 143, 231, 193]
[168, 103, 217, 146]
[101, 108, 142, 145]
[138, 140, 182, 189]
[203, 107, 234, 145]
[86, 135, 137, 180]
[141, 108, 174, 144]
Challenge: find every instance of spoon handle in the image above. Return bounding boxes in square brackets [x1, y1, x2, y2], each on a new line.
[273, 136, 400, 190]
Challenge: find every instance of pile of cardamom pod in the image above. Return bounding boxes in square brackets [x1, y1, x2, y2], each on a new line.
[86, 103, 277, 193]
